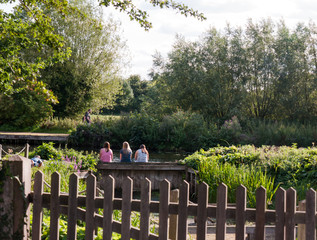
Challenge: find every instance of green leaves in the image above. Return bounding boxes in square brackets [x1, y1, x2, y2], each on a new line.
[151, 19, 317, 122]
[99, 0, 205, 31]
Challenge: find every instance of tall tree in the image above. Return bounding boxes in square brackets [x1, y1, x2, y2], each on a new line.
[0, 0, 205, 95]
[151, 19, 317, 122]
[242, 19, 279, 119]
[39, 0, 124, 117]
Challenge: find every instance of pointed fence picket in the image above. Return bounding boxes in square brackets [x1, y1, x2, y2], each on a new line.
[28, 171, 317, 240]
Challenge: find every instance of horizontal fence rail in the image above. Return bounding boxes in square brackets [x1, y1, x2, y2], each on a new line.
[29, 171, 317, 240]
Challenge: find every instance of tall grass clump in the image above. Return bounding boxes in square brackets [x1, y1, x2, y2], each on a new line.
[182, 145, 317, 206]
[183, 149, 276, 208]
[39, 117, 81, 133]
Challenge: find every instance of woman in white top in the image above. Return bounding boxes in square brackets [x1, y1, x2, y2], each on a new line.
[134, 144, 149, 162]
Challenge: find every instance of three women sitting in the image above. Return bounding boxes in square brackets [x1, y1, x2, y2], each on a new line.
[100, 141, 149, 163]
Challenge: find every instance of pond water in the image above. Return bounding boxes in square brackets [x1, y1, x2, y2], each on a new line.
[0, 143, 189, 163]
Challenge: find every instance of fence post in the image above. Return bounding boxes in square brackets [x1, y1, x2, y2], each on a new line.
[297, 200, 306, 240]
[169, 189, 179, 240]
[0, 155, 32, 239]
[24, 143, 29, 159]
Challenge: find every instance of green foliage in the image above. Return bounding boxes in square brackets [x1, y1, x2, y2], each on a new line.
[107, 75, 150, 114]
[100, 0, 205, 31]
[29, 142, 98, 174]
[69, 111, 217, 151]
[150, 19, 317, 122]
[182, 145, 317, 205]
[39, 0, 124, 117]
[39, 117, 79, 133]
[68, 120, 111, 148]
[0, 3, 71, 94]
[30, 142, 62, 160]
[219, 116, 242, 144]
[0, 81, 57, 128]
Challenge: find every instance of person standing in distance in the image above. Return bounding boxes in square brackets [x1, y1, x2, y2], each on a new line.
[134, 144, 149, 162]
[83, 109, 92, 124]
[120, 141, 132, 162]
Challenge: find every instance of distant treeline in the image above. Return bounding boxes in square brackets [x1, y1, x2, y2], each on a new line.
[139, 19, 317, 123]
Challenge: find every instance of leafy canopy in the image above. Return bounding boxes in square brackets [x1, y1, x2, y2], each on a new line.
[0, 0, 205, 94]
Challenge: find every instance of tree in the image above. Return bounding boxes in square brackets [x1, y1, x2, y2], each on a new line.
[152, 31, 243, 120]
[127, 75, 149, 111]
[38, 0, 124, 117]
[150, 19, 317, 122]
[0, 0, 205, 95]
[242, 19, 279, 119]
[105, 75, 150, 114]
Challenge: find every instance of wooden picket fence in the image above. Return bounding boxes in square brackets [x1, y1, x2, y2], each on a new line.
[30, 171, 317, 240]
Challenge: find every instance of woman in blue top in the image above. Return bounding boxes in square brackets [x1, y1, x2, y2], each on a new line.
[120, 141, 132, 162]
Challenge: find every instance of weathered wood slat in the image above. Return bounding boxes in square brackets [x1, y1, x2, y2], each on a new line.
[169, 189, 179, 240]
[275, 187, 286, 240]
[286, 188, 296, 240]
[28, 172, 317, 240]
[50, 172, 60, 240]
[85, 174, 96, 240]
[121, 177, 133, 240]
[197, 182, 208, 240]
[103, 175, 114, 240]
[178, 180, 189, 240]
[59, 206, 160, 240]
[216, 183, 227, 240]
[67, 173, 79, 240]
[37, 192, 283, 222]
[32, 171, 44, 240]
[97, 162, 187, 171]
[255, 186, 266, 240]
[140, 178, 151, 240]
[306, 188, 316, 240]
[159, 179, 170, 240]
[235, 185, 246, 240]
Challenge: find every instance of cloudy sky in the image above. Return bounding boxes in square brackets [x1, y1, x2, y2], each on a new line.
[103, 0, 317, 80]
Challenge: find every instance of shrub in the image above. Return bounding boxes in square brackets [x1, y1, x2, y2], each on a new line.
[68, 111, 216, 151]
[182, 145, 317, 206]
[0, 82, 56, 128]
[68, 120, 111, 148]
[30, 142, 98, 172]
[30, 142, 62, 160]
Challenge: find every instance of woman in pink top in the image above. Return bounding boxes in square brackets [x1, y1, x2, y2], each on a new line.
[99, 141, 113, 163]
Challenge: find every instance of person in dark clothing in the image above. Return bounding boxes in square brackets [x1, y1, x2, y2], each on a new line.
[83, 109, 92, 123]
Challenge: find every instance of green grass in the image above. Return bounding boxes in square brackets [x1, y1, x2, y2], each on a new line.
[0, 115, 121, 134]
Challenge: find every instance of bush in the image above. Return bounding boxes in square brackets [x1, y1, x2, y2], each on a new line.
[0, 82, 56, 128]
[30, 142, 62, 160]
[68, 120, 111, 148]
[182, 145, 317, 206]
[68, 111, 217, 151]
[30, 142, 98, 172]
